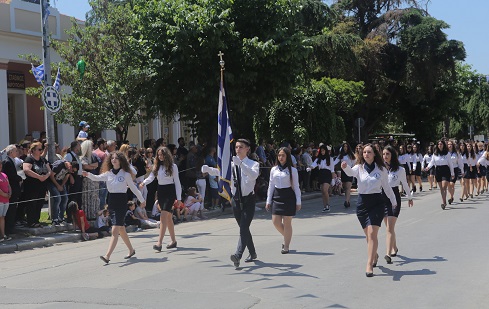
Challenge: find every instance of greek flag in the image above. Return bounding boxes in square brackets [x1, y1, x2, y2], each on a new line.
[31, 63, 44, 85]
[43, 1, 50, 26]
[217, 79, 233, 202]
[53, 68, 61, 91]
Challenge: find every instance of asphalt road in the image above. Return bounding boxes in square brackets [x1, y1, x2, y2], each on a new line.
[0, 185, 488, 309]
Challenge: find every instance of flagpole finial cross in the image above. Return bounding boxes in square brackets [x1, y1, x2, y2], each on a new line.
[218, 51, 225, 71]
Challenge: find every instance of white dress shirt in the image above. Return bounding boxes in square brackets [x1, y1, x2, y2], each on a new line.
[87, 170, 144, 203]
[466, 155, 477, 167]
[398, 154, 411, 173]
[266, 166, 302, 205]
[333, 155, 355, 167]
[448, 151, 464, 173]
[387, 166, 412, 200]
[207, 157, 260, 197]
[342, 163, 397, 207]
[421, 154, 432, 170]
[426, 154, 455, 176]
[311, 158, 335, 172]
[142, 164, 182, 200]
[477, 152, 488, 166]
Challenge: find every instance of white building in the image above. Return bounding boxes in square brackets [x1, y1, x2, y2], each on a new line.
[0, 0, 192, 149]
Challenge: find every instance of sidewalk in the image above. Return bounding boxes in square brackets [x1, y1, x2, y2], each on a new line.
[0, 191, 324, 254]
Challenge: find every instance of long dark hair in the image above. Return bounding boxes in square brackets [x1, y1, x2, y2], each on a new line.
[433, 140, 448, 156]
[101, 151, 133, 175]
[276, 147, 293, 183]
[383, 145, 400, 172]
[466, 143, 476, 160]
[356, 143, 385, 170]
[317, 145, 331, 165]
[339, 142, 355, 160]
[67, 201, 79, 228]
[153, 147, 174, 176]
[458, 142, 467, 157]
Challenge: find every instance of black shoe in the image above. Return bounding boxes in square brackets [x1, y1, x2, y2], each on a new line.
[230, 254, 240, 268]
[390, 248, 398, 257]
[420, 186, 423, 192]
[124, 250, 136, 259]
[460, 198, 463, 202]
[244, 253, 257, 262]
[153, 244, 162, 252]
[384, 254, 392, 264]
[448, 198, 453, 205]
[373, 253, 379, 267]
[412, 186, 417, 193]
[441, 203, 446, 210]
[281, 249, 289, 254]
[100, 256, 110, 264]
[166, 241, 177, 249]
[366, 272, 374, 277]
[344, 201, 348, 208]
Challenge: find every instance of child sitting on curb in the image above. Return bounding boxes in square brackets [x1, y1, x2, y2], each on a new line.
[173, 199, 188, 223]
[125, 201, 142, 231]
[134, 201, 160, 228]
[184, 187, 203, 220]
[96, 205, 111, 237]
[67, 201, 101, 240]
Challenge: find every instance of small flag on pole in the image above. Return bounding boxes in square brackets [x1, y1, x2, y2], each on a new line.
[43, 1, 51, 26]
[53, 67, 61, 91]
[31, 63, 44, 85]
[217, 79, 233, 202]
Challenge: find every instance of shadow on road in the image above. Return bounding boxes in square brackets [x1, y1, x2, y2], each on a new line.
[319, 234, 365, 239]
[394, 254, 447, 266]
[377, 265, 436, 281]
[225, 260, 320, 279]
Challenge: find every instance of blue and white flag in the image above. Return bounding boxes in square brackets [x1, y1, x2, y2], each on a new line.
[217, 79, 233, 202]
[31, 63, 44, 85]
[43, 1, 50, 26]
[53, 67, 61, 91]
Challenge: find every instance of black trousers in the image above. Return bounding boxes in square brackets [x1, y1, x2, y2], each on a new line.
[233, 193, 256, 258]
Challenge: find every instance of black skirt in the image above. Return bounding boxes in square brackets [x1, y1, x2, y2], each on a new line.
[340, 169, 353, 183]
[464, 166, 477, 179]
[318, 169, 332, 185]
[383, 187, 401, 218]
[435, 165, 451, 182]
[108, 192, 128, 226]
[271, 187, 296, 216]
[356, 193, 384, 228]
[157, 183, 177, 213]
[450, 167, 460, 183]
[414, 162, 422, 176]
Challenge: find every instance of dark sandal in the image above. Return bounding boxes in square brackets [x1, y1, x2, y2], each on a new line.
[153, 244, 162, 252]
[100, 256, 110, 264]
[124, 250, 136, 259]
[166, 241, 177, 249]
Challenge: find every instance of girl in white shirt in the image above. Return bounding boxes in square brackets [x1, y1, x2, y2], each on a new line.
[476, 142, 487, 195]
[458, 142, 469, 201]
[406, 144, 417, 194]
[265, 147, 301, 254]
[83, 151, 145, 264]
[398, 144, 411, 195]
[333, 142, 356, 208]
[477, 146, 489, 193]
[422, 145, 436, 190]
[446, 140, 464, 205]
[141, 147, 181, 252]
[308, 145, 335, 212]
[424, 140, 455, 209]
[463, 143, 477, 199]
[412, 144, 424, 192]
[341, 144, 397, 277]
[382, 146, 413, 264]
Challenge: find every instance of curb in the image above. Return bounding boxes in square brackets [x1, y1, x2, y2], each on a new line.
[0, 192, 325, 254]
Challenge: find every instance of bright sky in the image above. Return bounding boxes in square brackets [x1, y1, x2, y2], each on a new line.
[53, 0, 488, 74]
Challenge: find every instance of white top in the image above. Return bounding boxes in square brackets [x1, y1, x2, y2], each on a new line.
[398, 154, 411, 172]
[311, 158, 335, 171]
[87, 169, 144, 202]
[387, 166, 412, 200]
[342, 163, 397, 207]
[460, 154, 468, 165]
[266, 166, 302, 205]
[477, 152, 488, 166]
[142, 164, 182, 200]
[466, 155, 477, 167]
[412, 153, 423, 166]
[448, 151, 464, 171]
[333, 155, 355, 167]
[77, 131, 88, 139]
[207, 157, 260, 197]
[421, 154, 432, 170]
[426, 154, 455, 176]
[476, 150, 484, 160]
[96, 214, 109, 228]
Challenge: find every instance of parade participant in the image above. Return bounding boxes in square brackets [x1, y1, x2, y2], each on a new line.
[398, 144, 411, 195]
[341, 144, 397, 277]
[446, 140, 464, 205]
[333, 142, 355, 208]
[202, 139, 260, 268]
[382, 146, 413, 264]
[422, 145, 436, 190]
[265, 147, 301, 254]
[83, 151, 145, 264]
[477, 145, 489, 192]
[308, 145, 335, 212]
[140, 147, 181, 252]
[406, 144, 417, 193]
[463, 143, 477, 199]
[424, 140, 454, 209]
[476, 142, 487, 195]
[412, 144, 424, 192]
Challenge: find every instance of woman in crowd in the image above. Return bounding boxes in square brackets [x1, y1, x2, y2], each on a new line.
[397, 144, 411, 195]
[83, 151, 145, 264]
[463, 142, 478, 199]
[140, 147, 181, 251]
[265, 147, 301, 254]
[405, 144, 417, 193]
[446, 140, 464, 205]
[424, 140, 454, 209]
[477, 145, 489, 189]
[476, 142, 487, 195]
[22, 142, 51, 228]
[333, 142, 355, 208]
[412, 144, 424, 192]
[195, 154, 207, 215]
[144, 147, 158, 211]
[382, 146, 413, 264]
[308, 145, 334, 212]
[458, 142, 469, 201]
[80, 140, 100, 220]
[421, 145, 436, 190]
[341, 144, 397, 277]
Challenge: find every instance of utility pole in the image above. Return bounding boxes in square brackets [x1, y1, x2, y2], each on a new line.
[41, 0, 56, 163]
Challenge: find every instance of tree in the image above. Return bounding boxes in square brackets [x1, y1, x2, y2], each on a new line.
[51, 0, 151, 141]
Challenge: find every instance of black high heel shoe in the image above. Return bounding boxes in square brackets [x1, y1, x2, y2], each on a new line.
[384, 254, 392, 264]
[390, 248, 398, 257]
[124, 250, 136, 259]
[100, 256, 110, 264]
[153, 244, 162, 252]
[373, 253, 379, 267]
[366, 272, 374, 277]
[166, 241, 177, 249]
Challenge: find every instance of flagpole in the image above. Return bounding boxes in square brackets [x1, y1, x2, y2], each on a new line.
[41, 0, 56, 163]
[218, 51, 243, 209]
